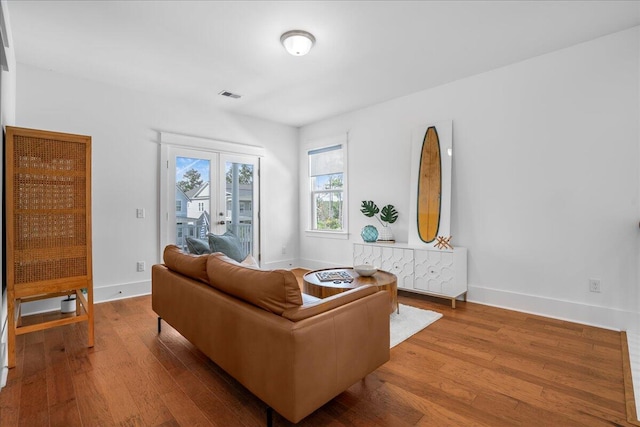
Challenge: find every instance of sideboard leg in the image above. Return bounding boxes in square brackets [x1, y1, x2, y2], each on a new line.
[157, 317, 162, 334]
[266, 407, 273, 427]
[451, 298, 456, 309]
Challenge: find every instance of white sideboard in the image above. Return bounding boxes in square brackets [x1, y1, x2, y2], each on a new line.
[353, 242, 467, 308]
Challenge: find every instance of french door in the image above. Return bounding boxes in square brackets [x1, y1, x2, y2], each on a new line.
[161, 146, 260, 261]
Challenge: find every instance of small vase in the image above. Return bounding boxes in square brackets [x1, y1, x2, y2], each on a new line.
[377, 225, 394, 241]
[361, 225, 379, 242]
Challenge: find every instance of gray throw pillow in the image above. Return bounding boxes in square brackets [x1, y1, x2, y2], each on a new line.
[208, 230, 246, 262]
[185, 237, 211, 255]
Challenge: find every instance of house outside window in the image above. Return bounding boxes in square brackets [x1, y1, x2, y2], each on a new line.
[309, 144, 345, 231]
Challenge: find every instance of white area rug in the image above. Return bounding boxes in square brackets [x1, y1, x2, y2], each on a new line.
[390, 304, 443, 348]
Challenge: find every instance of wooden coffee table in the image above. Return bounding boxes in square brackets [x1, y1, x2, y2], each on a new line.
[303, 268, 399, 314]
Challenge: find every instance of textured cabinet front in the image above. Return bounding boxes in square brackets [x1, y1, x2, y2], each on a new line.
[354, 244, 413, 288]
[414, 250, 453, 293]
[380, 247, 414, 289]
[354, 243, 467, 301]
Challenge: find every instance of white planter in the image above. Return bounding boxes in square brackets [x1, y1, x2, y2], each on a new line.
[377, 225, 394, 241]
[61, 298, 76, 313]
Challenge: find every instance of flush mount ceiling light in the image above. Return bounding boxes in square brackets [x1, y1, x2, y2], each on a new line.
[280, 30, 316, 56]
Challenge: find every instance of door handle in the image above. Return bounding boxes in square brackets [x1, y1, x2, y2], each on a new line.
[218, 221, 226, 225]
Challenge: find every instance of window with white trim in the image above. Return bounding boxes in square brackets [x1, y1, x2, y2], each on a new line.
[309, 144, 346, 231]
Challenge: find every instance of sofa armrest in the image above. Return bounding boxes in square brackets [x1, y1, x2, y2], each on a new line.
[282, 286, 378, 321]
[285, 289, 390, 422]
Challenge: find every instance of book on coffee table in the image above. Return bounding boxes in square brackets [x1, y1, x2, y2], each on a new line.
[315, 270, 353, 282]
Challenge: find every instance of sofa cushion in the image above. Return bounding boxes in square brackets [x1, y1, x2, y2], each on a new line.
[185, 237, 211, 255]
[283, 286, 377, 322]
[163, 245, 210, 284]
[301, 293, 321, 305]
[206, 253, 303, 315]
[208, 230, 246, 262]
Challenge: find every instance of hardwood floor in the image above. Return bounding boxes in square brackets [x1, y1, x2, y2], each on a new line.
[0, 290, 635, 426]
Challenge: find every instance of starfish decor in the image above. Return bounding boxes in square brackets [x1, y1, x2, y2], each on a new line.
[434, 236, 453, 250]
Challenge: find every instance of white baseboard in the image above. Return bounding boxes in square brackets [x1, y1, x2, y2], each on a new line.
[261, 258, 300, 270]
[20, 280, 152, 316]
[468, 284, 637, 332]
[254, 258, 341, 271]
[297, 258, 346, 271]
[93, 280, 151, 304]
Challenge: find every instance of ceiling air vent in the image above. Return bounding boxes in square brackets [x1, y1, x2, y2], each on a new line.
[218, 90, 242, 99]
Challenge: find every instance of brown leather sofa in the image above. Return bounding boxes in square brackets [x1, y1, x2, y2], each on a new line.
[152, 246, 390, 424]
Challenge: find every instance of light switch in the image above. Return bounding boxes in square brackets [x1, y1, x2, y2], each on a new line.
[136, 208, 145, 218]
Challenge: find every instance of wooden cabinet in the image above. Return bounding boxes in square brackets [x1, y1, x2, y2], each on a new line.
[354, 242, 467, 308]
[6, 126, 93, 368]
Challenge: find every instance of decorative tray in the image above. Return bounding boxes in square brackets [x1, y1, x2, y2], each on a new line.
[315, 270, 353, 282]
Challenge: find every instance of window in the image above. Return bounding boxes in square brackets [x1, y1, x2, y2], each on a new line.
[309, 144, 345, 231]
[198, 202, 204, 212]
[176, 200, 182, 212]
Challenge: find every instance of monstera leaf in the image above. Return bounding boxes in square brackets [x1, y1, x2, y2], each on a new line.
[380, 205, 398, 224]
[360, 200, 379, 217]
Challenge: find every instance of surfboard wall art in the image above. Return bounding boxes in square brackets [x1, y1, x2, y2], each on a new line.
[417, 126, 441, 242]
[408, 120, 452, 247]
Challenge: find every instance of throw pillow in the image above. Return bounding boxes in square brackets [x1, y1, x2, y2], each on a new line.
[241, 253, 259, 268]
[185, 237, 211, 255]
[208, 230, 246, 262]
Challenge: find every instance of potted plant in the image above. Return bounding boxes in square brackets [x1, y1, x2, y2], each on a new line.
[61, 293, 76, 313]
[360, 200, 398, 241]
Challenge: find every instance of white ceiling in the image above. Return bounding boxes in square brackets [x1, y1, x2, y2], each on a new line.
[7, 1, 640, 127]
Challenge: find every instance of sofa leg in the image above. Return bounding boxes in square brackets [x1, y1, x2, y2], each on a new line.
[266, 407, 273, 427]
[157, 317, 162, 334]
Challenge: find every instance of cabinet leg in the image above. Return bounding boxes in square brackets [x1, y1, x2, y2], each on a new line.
[8, 296, 15, 368]
[87, 286, 94, 348]
[451, 298, 456, 309]
[16, 301, 22, 327]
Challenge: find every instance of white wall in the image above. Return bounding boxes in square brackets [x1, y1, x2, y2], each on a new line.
[16, 63, 299, 312]
[299, 27, 640, 331]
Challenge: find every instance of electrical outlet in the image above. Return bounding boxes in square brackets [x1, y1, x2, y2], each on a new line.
[136, 208, 145, 218]
[137, 261, 145, 272]
[282, 245, 287, 254]
[589, 278, 601, 293]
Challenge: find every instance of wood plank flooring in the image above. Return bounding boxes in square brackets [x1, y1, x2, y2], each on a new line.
[0, 289, 635, 426]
